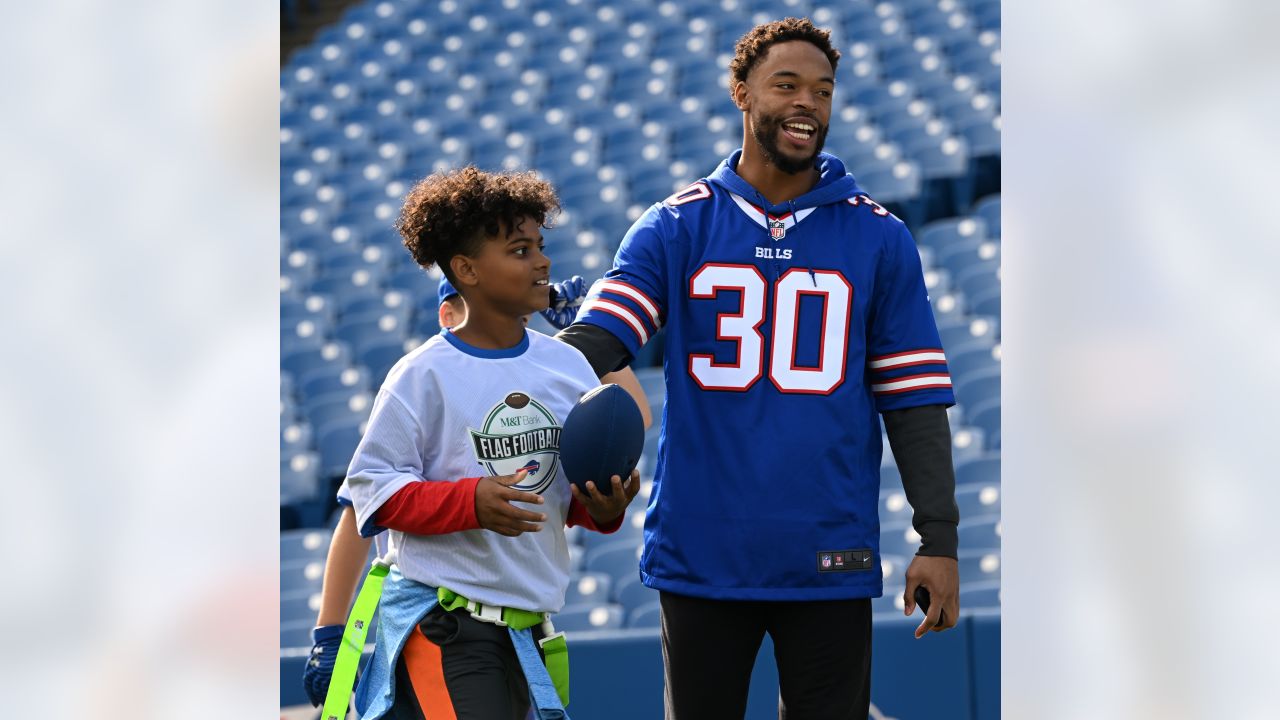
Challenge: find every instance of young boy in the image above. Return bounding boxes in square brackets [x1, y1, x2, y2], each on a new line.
[301, 276, 653, 709]
[343, 167, 640, 720]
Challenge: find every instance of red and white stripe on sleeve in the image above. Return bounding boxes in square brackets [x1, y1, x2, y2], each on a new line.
[867, 349, 952, 395]
[579, 279, 663, 346]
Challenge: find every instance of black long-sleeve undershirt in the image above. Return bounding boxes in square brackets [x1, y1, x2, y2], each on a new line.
[555, 323, 959, 558]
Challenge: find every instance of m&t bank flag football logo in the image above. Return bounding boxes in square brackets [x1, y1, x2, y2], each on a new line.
[469, 392, 562, 495]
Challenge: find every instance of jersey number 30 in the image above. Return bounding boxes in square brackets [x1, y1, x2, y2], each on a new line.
[688, 263, 852, 395]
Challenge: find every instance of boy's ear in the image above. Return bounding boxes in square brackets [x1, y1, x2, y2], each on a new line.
[450, 255, 478, 289]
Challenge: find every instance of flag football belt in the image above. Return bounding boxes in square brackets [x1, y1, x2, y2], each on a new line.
[436, 586, 571, 708]
[321, 557, 390, 720]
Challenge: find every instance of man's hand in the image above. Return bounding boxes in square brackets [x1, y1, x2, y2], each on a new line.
[569, 469, 641, 526]
[475, 469, 547, 537]
[302, 624, 344, 706]
[903, 554, 960, 638]
[540, 275, 588, 329]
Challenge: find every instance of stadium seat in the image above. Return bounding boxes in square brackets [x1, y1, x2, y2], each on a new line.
[879, 463, 902, 490]
[951, 426, 987, 464]
[584, 539, 644, 582]
[280, 590, 323, 623]
[879, 520, 921, 558]
[880, 553, 911, 588]
[553, 603, 625, 633]
[878, 488, 914, 526]
[972, 194, 1001, 237]
[281, 419, 314, 456]
[960, 579, 1001, 611]
[613, 574, 659, 614]
[954, 365, 1000, 408]
[938, 316, 999, 352]
[626, 601, 662, 629]
[281, 528, 332, 563]
[947, 343, 1000, 385]
[959, 514, 1001, 553]
[956, 480, 1001, 519]
[959, 549, 1001, 583]
[565, 572, 614, 607]
[582, 507, 645, 553]
[956, 453, 1000, 487]
[917, 216, 988, 251]
[316, 417, 366, 478]
[281, 452, 324, 503]
[967, 398, 1001, 449]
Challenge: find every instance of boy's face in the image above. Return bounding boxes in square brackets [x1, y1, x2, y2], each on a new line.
[737, 40, 835, 174]
[464, 215, 552, 317]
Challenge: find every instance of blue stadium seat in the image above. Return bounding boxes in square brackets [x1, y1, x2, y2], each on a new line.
[281, 619, 316, 649]
[967, 398, 1000, 450]
[972, 194, 1001, 237]
[960, 580, 1001, 611]
[304, 390, 375, 439]
[300, 366, 371, 404]
[281, 419, 314, 456]
[565, 572, 613, 606]
[282, 452, 324, 503]
[281, 557, 327, 596]
[968, 285, 1000, 318]
[958, 514, 1001, 552]
[280, 590, 323, 623]
[283, 341, 352, 385]
[879, 520, 920, 558]
[878, 488, 914, 526]
[626, 601, 662, 629]
[951, 426, 987, 464]
[956, 480, 1000, 519]
[954, 260, 999, 303]
[947, 343, 1000, 386]
[955, 453, 1000, 487]
[954, 365, 1000, 408]
[316, 417, 365, 478]
[938, 316, 999, 352]
[582, 507, 645, 554]
[958, 549, 1000, 584]
[917, 216, 988, 251]
[584, 539, 643, 581]
[879, 463, 902, 490]
[281, 528, 332, 563]
[553, 604, 625, 633]
[613, 575, 659, 614]
[880, 552, 911, 589]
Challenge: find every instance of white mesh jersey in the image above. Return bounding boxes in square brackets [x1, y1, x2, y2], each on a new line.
[346, 328, 598, 613]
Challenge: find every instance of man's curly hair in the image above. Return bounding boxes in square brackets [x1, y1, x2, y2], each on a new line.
[729, 18, 840, 94]
[397, 166, 559, 283]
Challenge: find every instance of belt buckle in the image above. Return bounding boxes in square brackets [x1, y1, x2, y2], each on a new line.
[471, 601, 508, 627]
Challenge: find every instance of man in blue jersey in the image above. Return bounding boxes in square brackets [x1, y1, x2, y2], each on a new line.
[557, 18, 961, 719]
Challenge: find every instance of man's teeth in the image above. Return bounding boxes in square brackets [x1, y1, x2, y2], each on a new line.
[784, 122, 815, 139]
[535, 279, 548, 285]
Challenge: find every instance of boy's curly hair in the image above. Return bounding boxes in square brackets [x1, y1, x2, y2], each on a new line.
[397, 166, 560, 283]
[729, 18, 840, 94]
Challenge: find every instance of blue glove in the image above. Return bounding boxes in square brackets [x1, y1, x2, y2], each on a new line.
[540, 275, 588, 330]
[302, 624, 345, 707]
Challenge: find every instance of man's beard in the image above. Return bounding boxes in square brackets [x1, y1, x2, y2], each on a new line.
[750, 111, 828, 174]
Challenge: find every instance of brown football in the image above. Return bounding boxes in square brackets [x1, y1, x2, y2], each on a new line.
[505, 392, 530, 409]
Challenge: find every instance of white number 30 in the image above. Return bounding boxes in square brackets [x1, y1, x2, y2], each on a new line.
[687, 263, 852, 394]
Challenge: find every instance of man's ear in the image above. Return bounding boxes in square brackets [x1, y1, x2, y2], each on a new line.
[732, 80, 749, 112]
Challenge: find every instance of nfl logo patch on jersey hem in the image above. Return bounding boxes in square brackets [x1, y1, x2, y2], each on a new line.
[816, 549, 874, 572]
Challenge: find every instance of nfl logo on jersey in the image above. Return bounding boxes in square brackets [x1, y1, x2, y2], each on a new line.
[769, 218, 786, 239]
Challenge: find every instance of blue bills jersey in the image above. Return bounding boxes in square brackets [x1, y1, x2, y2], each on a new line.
[577, 150, 955, 600]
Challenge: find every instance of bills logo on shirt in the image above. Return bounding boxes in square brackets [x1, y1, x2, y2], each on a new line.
[469, 392, 562, 494]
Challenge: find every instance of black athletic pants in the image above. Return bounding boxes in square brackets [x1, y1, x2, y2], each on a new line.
[659, 591, 872, 720]
[390, 604, 547, 720]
